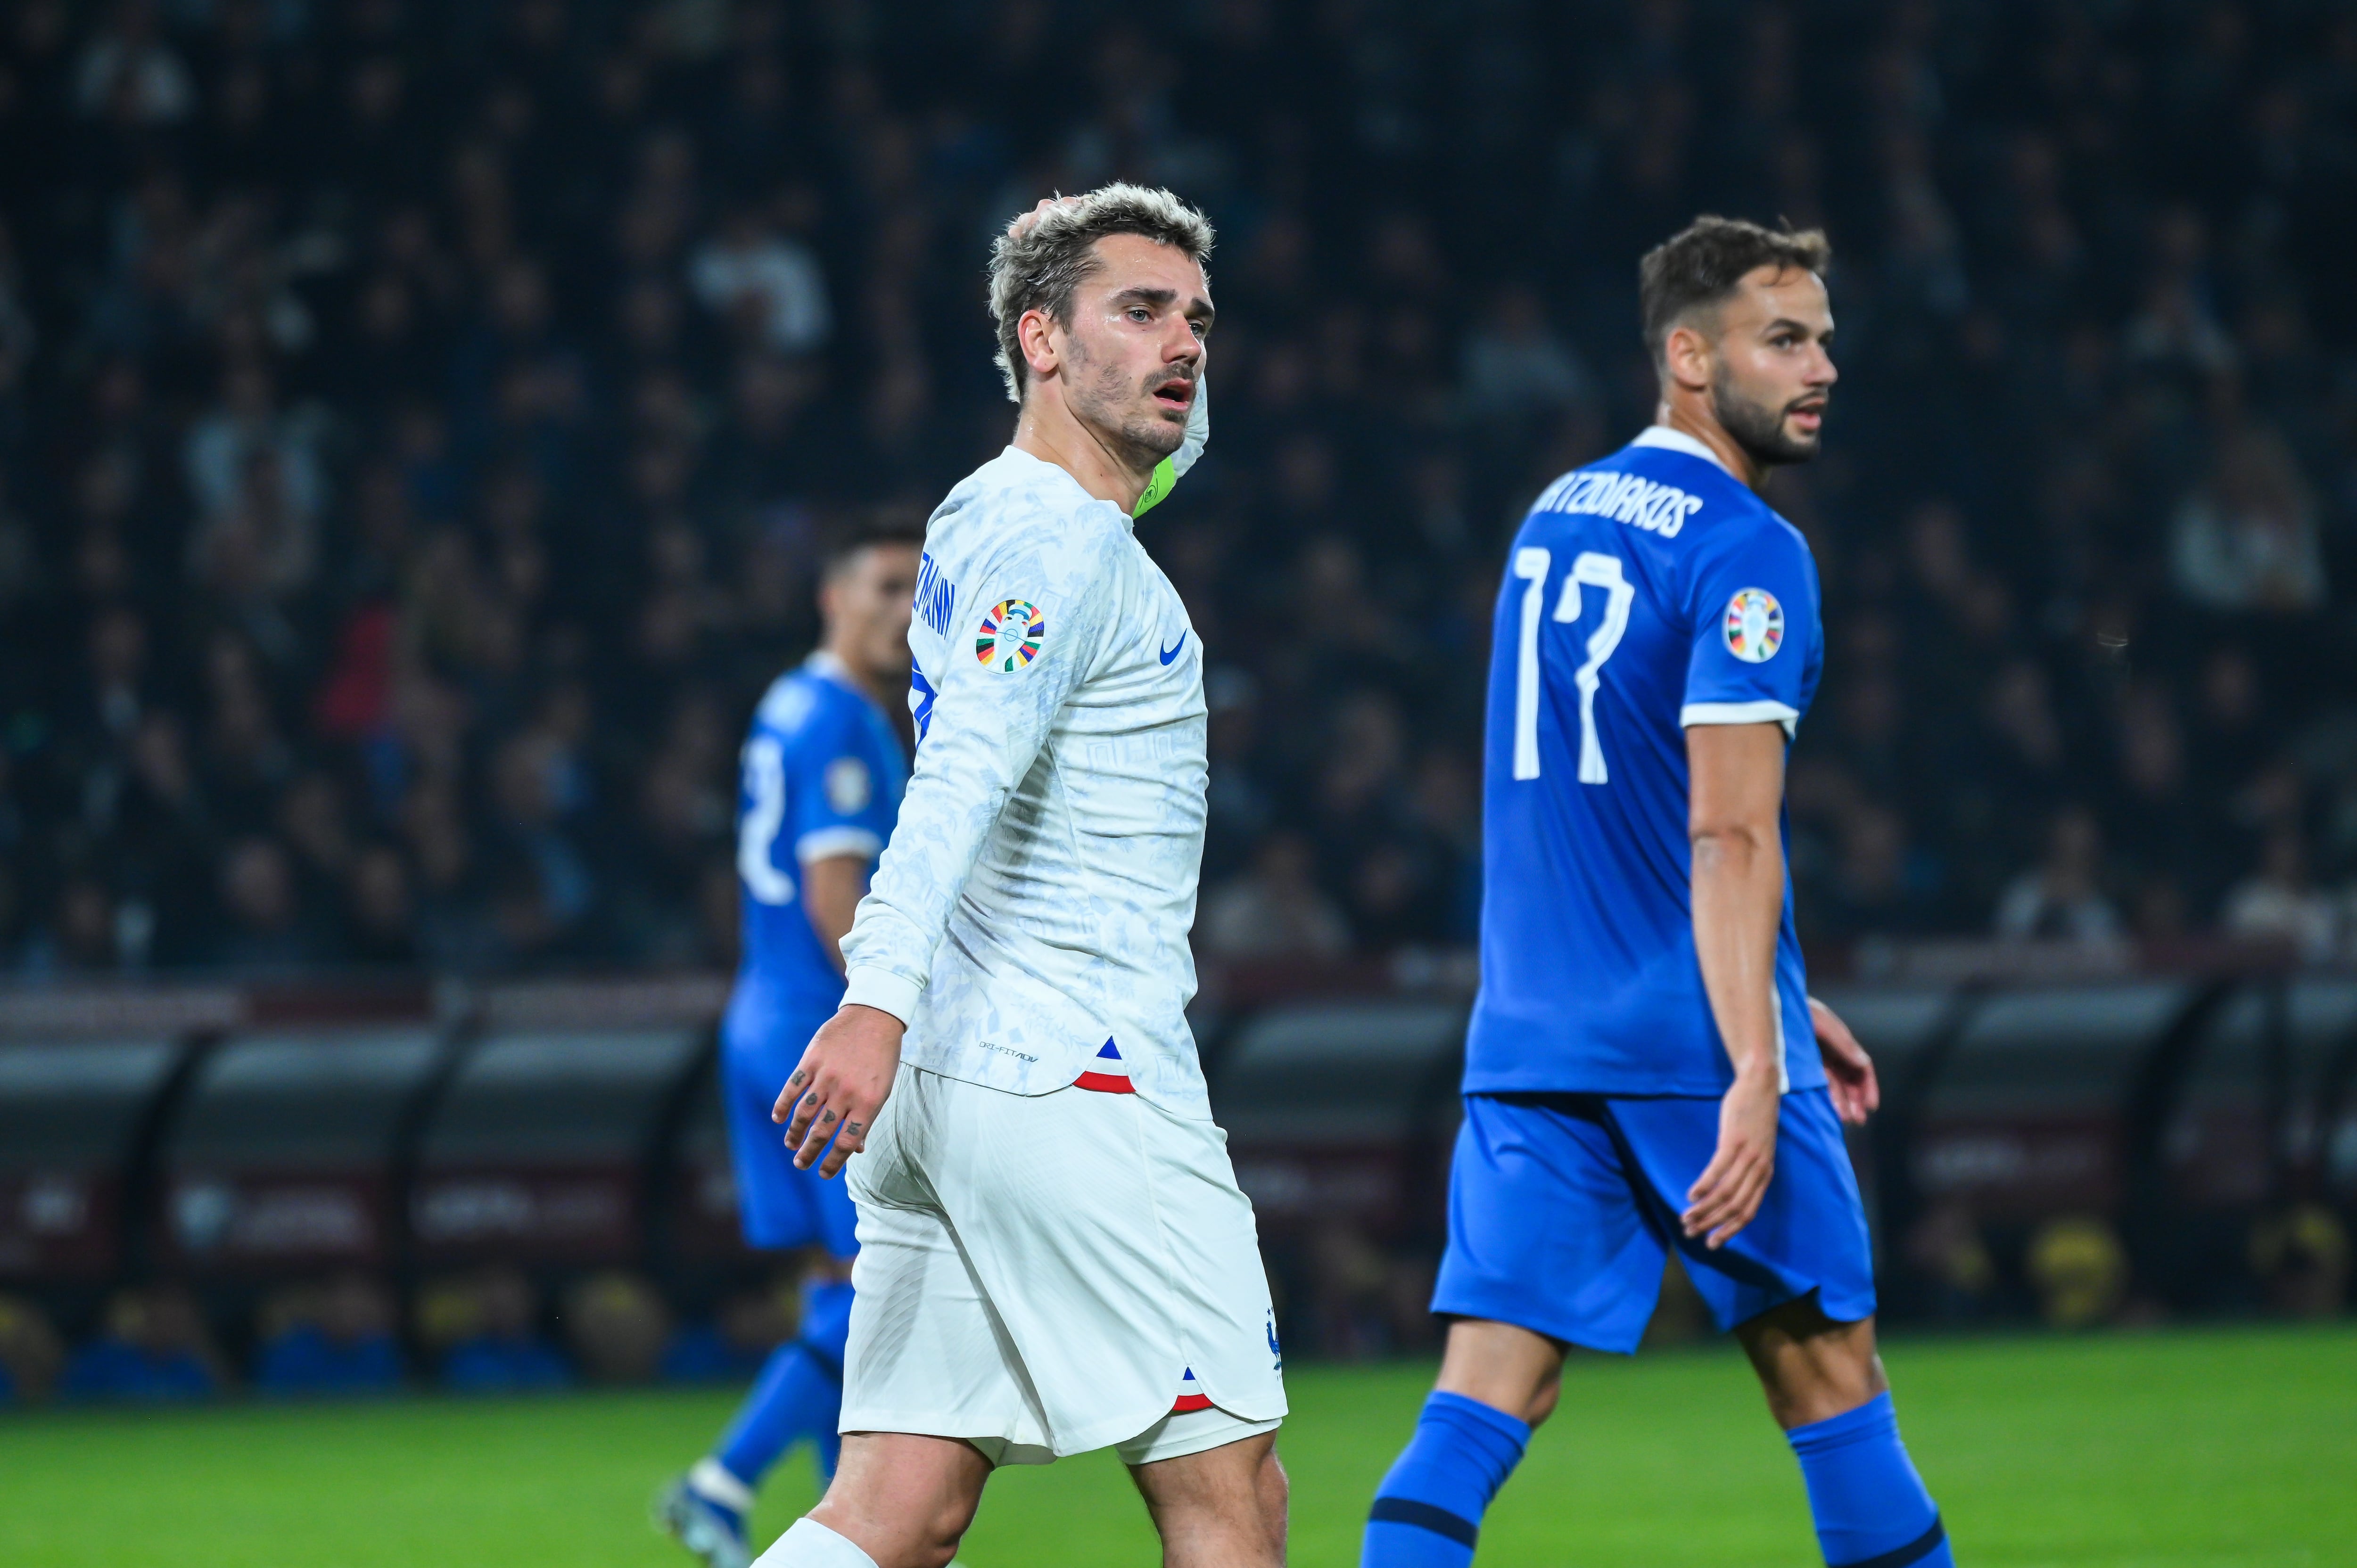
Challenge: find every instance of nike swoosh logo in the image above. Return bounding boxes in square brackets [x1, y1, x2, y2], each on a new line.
[1159, 632, 1188, 665]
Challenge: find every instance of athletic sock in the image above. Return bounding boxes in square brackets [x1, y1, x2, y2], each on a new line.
[686, 1456, 753, 1530]
[1786, 1392, 1955, 1568]
[713, 1280, 854, 1491]
[1361, 1391, 1531, 1568]
[750, 1516, 878, 1568]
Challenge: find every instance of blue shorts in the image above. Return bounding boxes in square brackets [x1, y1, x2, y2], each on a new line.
[1433, 1088, 1874, 1353]
[721, 999, 859, 1259]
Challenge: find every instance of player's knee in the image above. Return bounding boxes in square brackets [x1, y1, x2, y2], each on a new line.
[1522, 1369, 1565, 1428]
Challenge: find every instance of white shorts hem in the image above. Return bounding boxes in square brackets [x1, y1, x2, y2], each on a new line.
[837, 1402, 1284, 1469]
[1118, 1404, 1284, 1467]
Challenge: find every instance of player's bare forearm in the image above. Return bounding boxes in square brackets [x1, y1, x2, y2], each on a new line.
[1689, 722, 1787, 1081]
[1684, 721, 1789, 1247]
[775, 1002, 904, 1177]
[800, 854, 871, 975]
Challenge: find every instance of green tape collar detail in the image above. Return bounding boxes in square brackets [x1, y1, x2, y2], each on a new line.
[1132, 456, 1178, 519]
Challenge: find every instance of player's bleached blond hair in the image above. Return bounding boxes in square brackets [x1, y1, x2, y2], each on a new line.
[989, 182, 1214, 404]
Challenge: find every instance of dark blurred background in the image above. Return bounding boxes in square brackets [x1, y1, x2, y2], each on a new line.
[1, 0, 2356, 1396]
[3, 0, 2356, 976]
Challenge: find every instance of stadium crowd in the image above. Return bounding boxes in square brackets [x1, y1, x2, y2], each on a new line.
[1, 0, 2355, 976]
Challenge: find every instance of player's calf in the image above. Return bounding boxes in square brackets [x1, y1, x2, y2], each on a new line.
[1739, 1300, 1953, 1568]
[1360, 1321, 1556, 1568]
[1130, 1430, 1286, 1568]
[758, 1433, 989, 1568]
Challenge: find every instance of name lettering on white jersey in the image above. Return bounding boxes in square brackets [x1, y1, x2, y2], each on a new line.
[914, 550, 957, 638]
[1533, 468, 1706, 538]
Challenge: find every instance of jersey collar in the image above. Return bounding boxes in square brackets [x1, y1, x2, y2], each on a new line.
[805, 648, 854, 686]
[1001, 444, 1138, 534]
[1631, 424, 1735, 477]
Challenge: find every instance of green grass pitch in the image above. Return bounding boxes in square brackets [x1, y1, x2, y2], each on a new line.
[3, 1325, 2351, 1566]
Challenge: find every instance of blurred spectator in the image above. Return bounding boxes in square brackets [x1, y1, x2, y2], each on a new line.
[0, 1293, 66, 1404]
[1460, 284, 1590, 424]
[2218, 831, 2337, 959]
[74, 1, 195, 124]
[253, 1274, 404, 1397]
[563, 1272, 674, 1385]
[211, 837, 317, 969]
[2248, 1205, 2350, 1319]
[1903, 1203, 1995, 1324]
[2170, 424, 2325, 614]
[1994, 809, 2126, 947]
[2026, 1215, 2130, 1330]
[346, 845, 420, 966]
[689, 204, 832, 356]
[416, 1266, 570, 1394]
[61, 1286, 231, 1401]
[1200, 832, 1350, 962]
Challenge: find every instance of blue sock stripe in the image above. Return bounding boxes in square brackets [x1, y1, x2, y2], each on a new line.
[1834, 1517, 1946, 1568]
[1367, 1497, 1481, 1548]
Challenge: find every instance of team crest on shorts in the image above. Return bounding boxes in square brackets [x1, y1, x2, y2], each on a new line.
[1722, 588, 1784, 663]
[975, 599, 1046, 672]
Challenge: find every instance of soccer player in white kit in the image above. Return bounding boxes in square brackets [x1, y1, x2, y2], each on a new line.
[753, 185, 1288, 1568]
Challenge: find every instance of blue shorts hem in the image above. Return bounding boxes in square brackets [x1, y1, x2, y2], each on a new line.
[1434, 1088, 1875, 1348]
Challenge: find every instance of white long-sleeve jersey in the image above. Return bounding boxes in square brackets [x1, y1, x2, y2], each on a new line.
[838, 446, 1212, 1115]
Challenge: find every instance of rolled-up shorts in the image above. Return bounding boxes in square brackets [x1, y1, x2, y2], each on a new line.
[843, 1061, 1287, 1465]
[1433, 1086, 1876, 1354]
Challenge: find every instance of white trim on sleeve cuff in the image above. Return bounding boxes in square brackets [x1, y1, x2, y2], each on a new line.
[841, 966, 923, 1026]
[1681, 700, 1799, 739]
[796, 826, 884, 865]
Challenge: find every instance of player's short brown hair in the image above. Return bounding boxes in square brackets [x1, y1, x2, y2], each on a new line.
[988, 182, 1214, 405]
[1639, 215, 1832, 372]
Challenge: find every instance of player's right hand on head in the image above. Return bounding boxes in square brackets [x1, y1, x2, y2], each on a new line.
[1683, 1072, 1780, 1250]
[774, 1003, 906, 1179]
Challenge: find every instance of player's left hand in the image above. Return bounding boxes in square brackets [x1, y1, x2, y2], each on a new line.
[1684, 1070, 1779, 1250]
[1810, 995, 1880, 1127]
[774, 1003, 905, 1178]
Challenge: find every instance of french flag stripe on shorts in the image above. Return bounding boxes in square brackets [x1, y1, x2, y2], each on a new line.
[1171, 1367, 1213, 1413]
[1075, 1037, 1136, 1094]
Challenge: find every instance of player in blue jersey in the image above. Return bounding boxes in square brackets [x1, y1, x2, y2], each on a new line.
[659, 518, 920, 1568]
[1361, 217, 1956, 1568]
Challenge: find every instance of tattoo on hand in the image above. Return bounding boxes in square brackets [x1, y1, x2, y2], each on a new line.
[844, 1122, 862, 1137]
[789, 1070, 807, 1086]
[820, 1109, 837, 1125]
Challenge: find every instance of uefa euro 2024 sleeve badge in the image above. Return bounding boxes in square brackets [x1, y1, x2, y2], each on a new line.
[1722, 588, 1784, 663]
[975, 599, 1047, 673]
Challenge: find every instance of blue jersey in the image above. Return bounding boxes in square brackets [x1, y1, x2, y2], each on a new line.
[732, 652, 908, 1010]
[1466, 427, 1826, 1098]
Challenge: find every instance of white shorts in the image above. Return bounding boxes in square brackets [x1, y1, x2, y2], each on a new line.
[841, 1063, 1288, 1466]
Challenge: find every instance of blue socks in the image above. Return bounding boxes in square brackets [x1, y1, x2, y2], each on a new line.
[1361, 1391, 1530, 1567]
[1787, 1392, 1954, 1568]
[709, 1279, 856, 1497]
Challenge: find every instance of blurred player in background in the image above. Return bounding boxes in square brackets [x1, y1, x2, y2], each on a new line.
[753, 185, 1285, 1568]
[1360, 218, 1956, 1568]
[659, 519, 919, 1568]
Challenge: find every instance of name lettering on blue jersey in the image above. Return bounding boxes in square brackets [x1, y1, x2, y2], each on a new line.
[1534, 468, 1706, 538]
[914, 551, 957, 638]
